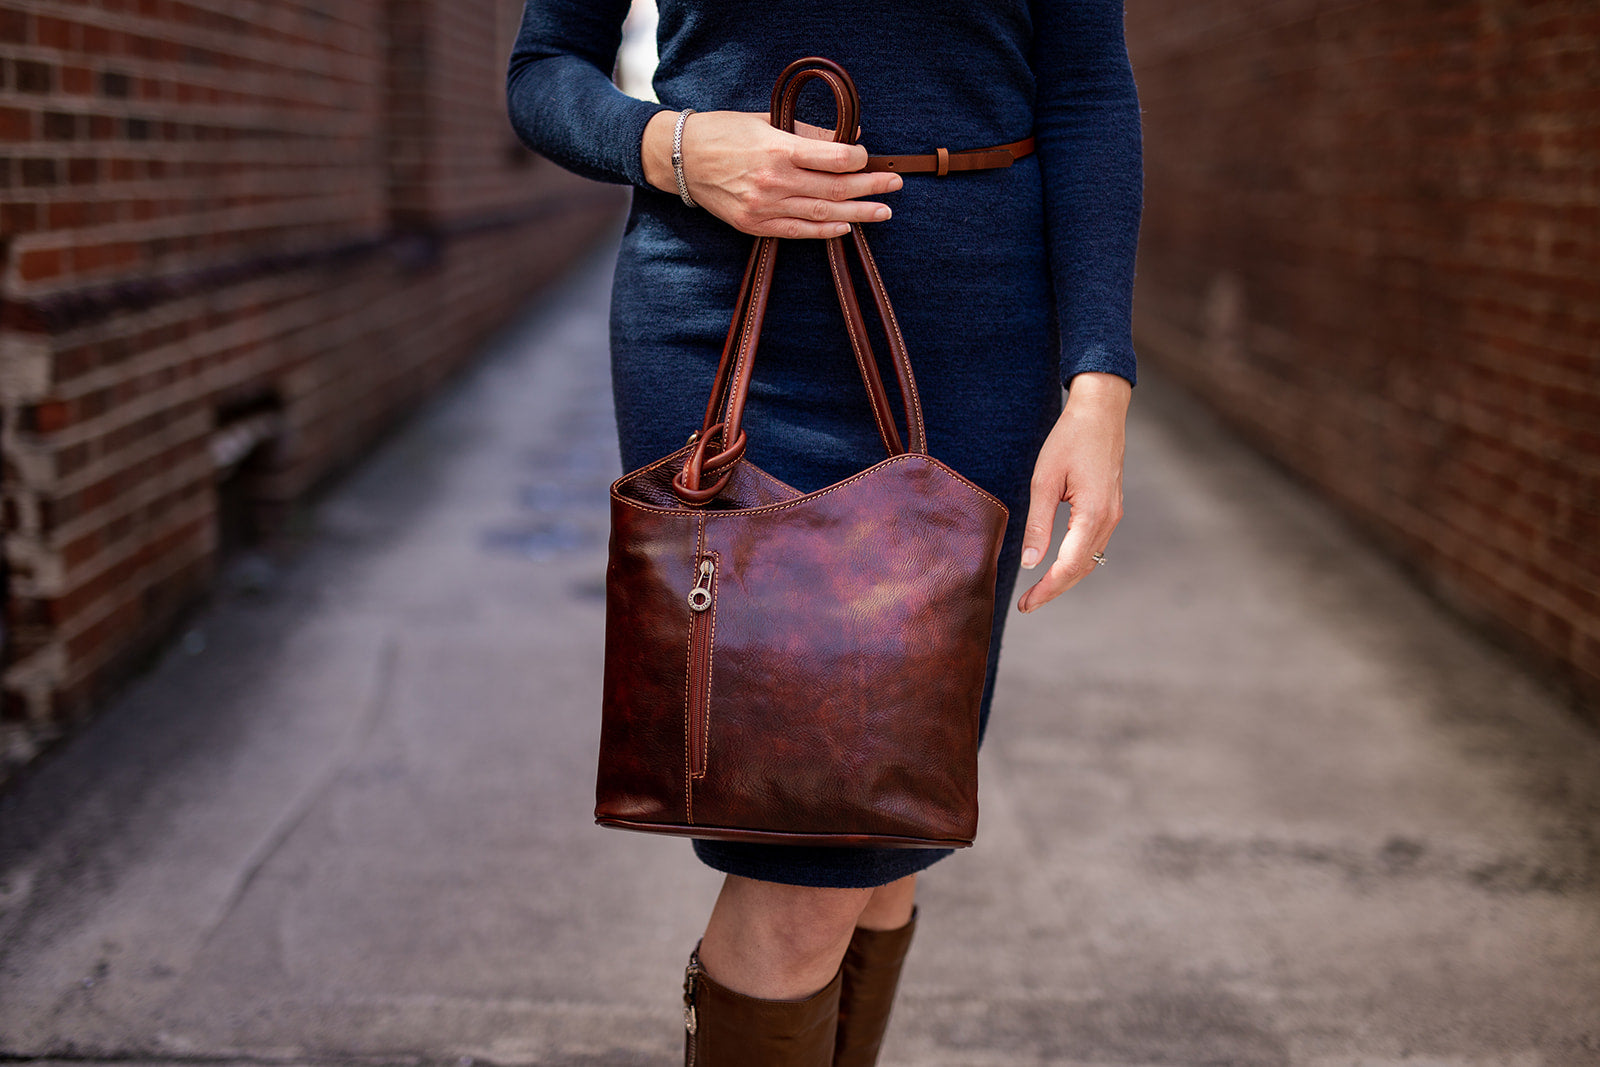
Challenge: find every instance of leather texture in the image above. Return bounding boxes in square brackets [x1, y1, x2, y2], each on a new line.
[596, 56, 1008, 850]
[683, 944, 843, 1066]
[833, 905, 919, 1067]
[864, 135, 1036, 175]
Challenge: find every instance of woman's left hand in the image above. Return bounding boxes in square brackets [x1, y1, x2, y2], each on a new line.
[1016, 372, 1131, 613]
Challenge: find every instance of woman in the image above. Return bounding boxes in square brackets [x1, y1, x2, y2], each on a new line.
[507, 2, 1139, 1062]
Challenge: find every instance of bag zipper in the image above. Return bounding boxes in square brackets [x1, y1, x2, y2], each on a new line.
[687, 555, 716, 781]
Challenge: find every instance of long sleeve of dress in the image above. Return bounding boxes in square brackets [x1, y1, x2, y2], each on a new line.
[1031, 0, 1144, 388]
[505, 0, 671, 188]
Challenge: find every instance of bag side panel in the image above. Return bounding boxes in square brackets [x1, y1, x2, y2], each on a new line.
[595, 502, 703, 826]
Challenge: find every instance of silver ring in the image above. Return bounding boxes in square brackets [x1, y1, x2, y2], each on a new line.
[1091, 551, 1107, 566]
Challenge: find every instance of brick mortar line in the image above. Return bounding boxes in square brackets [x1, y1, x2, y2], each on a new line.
[3, 496, 213, 648]
[2, 177, 382, 203]
[0, 1054, 438, 1067]
[6, 356, 256, 456]
[6, 449, 213, 553]
[58, 533, 217, 688]
[0, 66, 374, 110]
[8, 409, 210, 510]
[4, 447, 211, 579]
[1385, 493, 1600, 606]
[11, 270, 454, 421]
[1133, 286, 1600, 390]
[0, 91, 387, 124]
[9, 202, 378, 259]
[3, 555, 214, 705]
[0, 191, 621, 333]
[1132, 313, 1600, 494]
[1, 1, 372, 65]
[0, 640, 63, 702]
[1, 269, 363, 400]
[0, 110, 382, 146]
[1129, 0, 1593, 64]
[2, 141, 386, 161]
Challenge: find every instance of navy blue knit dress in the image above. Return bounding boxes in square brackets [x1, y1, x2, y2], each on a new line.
[507, 0, 1142, 889]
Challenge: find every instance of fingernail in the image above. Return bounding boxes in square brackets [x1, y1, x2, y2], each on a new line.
[1021, 548, 1040, 569]
[874, 206, 891, 220]
[890, 175, 904, 190]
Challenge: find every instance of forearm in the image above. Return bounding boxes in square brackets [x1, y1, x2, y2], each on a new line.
[1032, 0, 1144, 390]
[504, 0, 671, 187]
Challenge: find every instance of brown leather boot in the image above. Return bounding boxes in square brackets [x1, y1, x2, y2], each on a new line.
[683, 943, 844, 1065]
[831, 905, 918, 1067]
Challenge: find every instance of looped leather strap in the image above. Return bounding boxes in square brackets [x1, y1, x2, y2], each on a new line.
[674, 56, 929, 507]
[671, 421, 748, 504]
[863, 135, 1036, 175]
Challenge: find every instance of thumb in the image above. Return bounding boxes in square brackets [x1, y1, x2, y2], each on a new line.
[1020, 472, 1062, 570]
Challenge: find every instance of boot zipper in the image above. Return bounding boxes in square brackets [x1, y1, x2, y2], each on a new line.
[686, 556, 716, 780]
[683, 954, 704, 1064]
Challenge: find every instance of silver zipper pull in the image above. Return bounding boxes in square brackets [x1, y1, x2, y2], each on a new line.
[683, 957, 702, 1035]
[687, 558, 714, 612]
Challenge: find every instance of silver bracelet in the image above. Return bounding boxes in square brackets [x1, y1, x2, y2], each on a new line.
[672, 108, 697, 208]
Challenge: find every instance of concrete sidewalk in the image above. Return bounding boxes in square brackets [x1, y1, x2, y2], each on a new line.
[1, 238, 1596, 1067]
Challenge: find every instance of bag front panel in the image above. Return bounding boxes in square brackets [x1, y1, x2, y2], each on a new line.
[689, 457, 1005, 844]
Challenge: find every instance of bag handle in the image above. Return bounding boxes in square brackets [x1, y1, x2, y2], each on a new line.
[672, 57, 928, 506]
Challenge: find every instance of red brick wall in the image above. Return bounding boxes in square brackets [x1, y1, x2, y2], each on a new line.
[1125, 1, 1599, 716]
[0, 0, 625, 778]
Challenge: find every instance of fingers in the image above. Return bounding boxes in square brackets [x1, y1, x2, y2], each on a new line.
[680, 111, 899, 239]
[786, 167, 901, 204]
[739, 198, 891, 239]
[771, 194, 893, 226]
[718, 190, 894, 239]
[732, 136, 900, 238]
[1013, 384, 1128, 615]
[788, 132, 870, 173]
[1015, 446, 1123, 614]
[1019, 466, 1062, 573]
[756, 169, 898, 234]
[1016, 499, 1114, 614]
[747, 218, 858, 240]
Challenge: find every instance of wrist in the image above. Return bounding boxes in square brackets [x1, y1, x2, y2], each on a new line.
[1064, 370, 1133, 410]
[641, 109, 679, 194]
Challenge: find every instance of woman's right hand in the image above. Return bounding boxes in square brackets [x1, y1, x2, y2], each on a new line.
[641, 109, 903, 239]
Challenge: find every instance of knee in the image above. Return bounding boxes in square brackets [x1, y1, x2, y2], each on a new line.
[751, 884, 872, 965]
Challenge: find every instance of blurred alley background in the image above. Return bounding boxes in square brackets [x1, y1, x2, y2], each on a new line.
[0, 2, 1596, 1064]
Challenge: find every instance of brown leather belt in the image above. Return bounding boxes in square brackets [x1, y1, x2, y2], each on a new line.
[863, 135, 1036, 176]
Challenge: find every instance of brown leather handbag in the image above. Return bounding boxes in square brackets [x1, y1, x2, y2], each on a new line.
[594, 56, 1008, 849]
